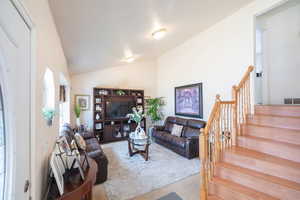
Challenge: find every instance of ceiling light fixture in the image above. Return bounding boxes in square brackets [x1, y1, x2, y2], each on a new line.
[124, 56, 135, 63]
[152, 28, 167, 40]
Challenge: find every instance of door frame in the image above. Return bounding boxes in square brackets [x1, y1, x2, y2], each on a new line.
[252, 0, 290, 105]
[0, 0, 36, 199]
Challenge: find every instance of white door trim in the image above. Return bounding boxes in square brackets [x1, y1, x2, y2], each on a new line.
[7, 0, 36, 199]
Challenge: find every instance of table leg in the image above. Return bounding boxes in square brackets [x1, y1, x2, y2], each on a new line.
[128, 140, 133, 157]
[145, 144, 149, 161]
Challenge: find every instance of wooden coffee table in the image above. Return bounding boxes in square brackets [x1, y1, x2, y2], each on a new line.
[128, 132, 151, 161]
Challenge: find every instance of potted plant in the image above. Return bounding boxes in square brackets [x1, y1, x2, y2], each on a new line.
[145, 97, 165, 125]
[127, 107, 146, 138]
[116, 90, 125, 96]
[42, 108, 55, 126]
[74, 104, 81, 127]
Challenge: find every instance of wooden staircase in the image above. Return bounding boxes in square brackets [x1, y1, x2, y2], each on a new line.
[208, 105, 300, 200]
[199, 66, 300, 200]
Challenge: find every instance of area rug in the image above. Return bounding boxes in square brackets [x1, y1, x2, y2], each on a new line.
[102, 141, 200, 200]
[157, 192, 183, 200]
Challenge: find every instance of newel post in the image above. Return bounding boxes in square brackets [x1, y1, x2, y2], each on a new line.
[199, 128, 208, 200]
[232, 86, 238, 145]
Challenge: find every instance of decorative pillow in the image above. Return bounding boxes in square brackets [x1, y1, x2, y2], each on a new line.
[74, 133, 86, 151]
[171, 124, 183, 137]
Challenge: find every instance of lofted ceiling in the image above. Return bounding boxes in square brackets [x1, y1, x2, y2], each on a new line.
[49, 0, 254, 74]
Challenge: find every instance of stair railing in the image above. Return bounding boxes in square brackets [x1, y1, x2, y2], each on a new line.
[199, 66, 254, 200]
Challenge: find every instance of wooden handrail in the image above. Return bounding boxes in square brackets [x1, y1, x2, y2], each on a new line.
[199, 66, 254, 200]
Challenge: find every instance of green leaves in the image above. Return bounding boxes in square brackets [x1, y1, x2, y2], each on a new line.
[127, 107, 145, 123]
[42, 108, 55, 121]
[74, 104, 81, 118]
[145, 97, 165, 123]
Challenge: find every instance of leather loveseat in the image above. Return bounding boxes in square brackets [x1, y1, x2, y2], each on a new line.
[60, 124, 108, 184]
[152, 117, 206, 159]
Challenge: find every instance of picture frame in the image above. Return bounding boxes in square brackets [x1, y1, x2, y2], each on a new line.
[175, 83, 203, 118]
[75, 94, 90, 111]
[95, 123, 102, 130]
[50, 152, 65, 195]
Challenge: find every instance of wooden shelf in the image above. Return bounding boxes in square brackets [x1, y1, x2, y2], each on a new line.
[93, 87, 145, 143]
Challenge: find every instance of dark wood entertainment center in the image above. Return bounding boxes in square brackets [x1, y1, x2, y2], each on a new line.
[93, 87, 146, 143]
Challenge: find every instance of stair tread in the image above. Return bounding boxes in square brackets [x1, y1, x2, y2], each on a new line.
[243, 124, 300, 145]
[246, 123, 300, 133]
[239, 135, 300, 149]
[255, 105, 300, 118]
[228, 147, 300, 170]
[250, 113, 300, 119]
[211, 177, 279, 200]
[208, 195, 224, 200]
[217, 162, 300, 191]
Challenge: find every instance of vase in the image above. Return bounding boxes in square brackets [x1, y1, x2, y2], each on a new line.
[76, 117, 81, 127]
[135, 122, 146, 138]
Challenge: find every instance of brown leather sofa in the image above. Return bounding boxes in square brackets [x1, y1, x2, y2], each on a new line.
[60, 124, 108, 184]
[152, 117, 206, 159]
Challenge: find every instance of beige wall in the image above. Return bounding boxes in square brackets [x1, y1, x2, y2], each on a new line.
[70, 60, 157, 129]
[156, 0, 286, 121]
[20, 0, 70, 199]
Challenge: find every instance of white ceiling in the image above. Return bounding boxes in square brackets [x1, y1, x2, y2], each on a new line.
[49, 0, 254, 74]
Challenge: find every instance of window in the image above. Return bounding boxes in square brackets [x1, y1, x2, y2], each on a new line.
[43, 68, 55, 110]
[0, 86, 5, 200]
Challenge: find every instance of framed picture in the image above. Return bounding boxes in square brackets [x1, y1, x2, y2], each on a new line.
[75, 95, 90, 111]
[50, 152, 65, 195]
[175, 83, 203, 118]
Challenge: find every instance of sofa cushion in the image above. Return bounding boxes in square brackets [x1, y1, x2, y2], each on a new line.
[153, 131, 172, 141]
[165, 116, 176, 123]
[175, 117, 188, 126]
[188, 119, 206, 129]
[164, 122, 174, 133]
[171, 124, 183, 137]
[170, 136, 186, 148]
[182, 127, 200, 138]
[85, 138, 99, 145]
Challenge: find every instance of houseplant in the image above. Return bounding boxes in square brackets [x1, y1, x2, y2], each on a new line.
[42, 108, 55, 126]
[145, 97, 165, 125]
[74, 104, 81, 126]
[127, 107, 146, 137]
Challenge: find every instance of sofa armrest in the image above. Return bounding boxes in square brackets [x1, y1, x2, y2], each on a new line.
[153, 125, 165, 131]
[185, 136, 199, 159]
[79, 131, 95, 140]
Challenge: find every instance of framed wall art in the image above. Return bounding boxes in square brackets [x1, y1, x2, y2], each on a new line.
[175, 83, 203, 118]
[75, 95, 90, 111]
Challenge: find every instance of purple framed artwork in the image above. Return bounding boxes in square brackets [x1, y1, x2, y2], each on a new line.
[175, 83, 203, 118]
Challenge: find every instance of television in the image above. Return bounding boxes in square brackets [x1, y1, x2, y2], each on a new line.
[105, 97, 136, 119]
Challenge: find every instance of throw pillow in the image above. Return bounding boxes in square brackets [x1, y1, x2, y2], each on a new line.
[171, 124, 183, 137]
[74, 133, 86, 151]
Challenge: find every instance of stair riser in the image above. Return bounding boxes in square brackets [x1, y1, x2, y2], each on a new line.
[255, 106, 300, 118]
[247, 115, 300, 130]
[209, 183, 257, 200]
[242, 125, 300, 145]
[222, 152, 300, 184]
[216, 166, 300, 200]
[238, 137, 300, 162]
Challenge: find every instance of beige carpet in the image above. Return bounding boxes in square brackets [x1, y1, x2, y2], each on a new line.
[102, 141, 200, 200]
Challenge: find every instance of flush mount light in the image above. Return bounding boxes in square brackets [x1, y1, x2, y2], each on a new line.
[152, 28, 167, 40]
[124, 56, 135, 63]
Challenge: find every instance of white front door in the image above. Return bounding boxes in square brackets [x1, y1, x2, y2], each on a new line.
[0, 0, 31, 200]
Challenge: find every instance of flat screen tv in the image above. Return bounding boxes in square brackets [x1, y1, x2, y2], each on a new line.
[105, 97, 135, 119]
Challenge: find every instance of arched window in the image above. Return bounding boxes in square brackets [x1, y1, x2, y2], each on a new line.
[43, 68, 55, 110]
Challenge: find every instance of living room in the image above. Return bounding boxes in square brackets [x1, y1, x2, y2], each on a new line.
[1, 0, 300, 200]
